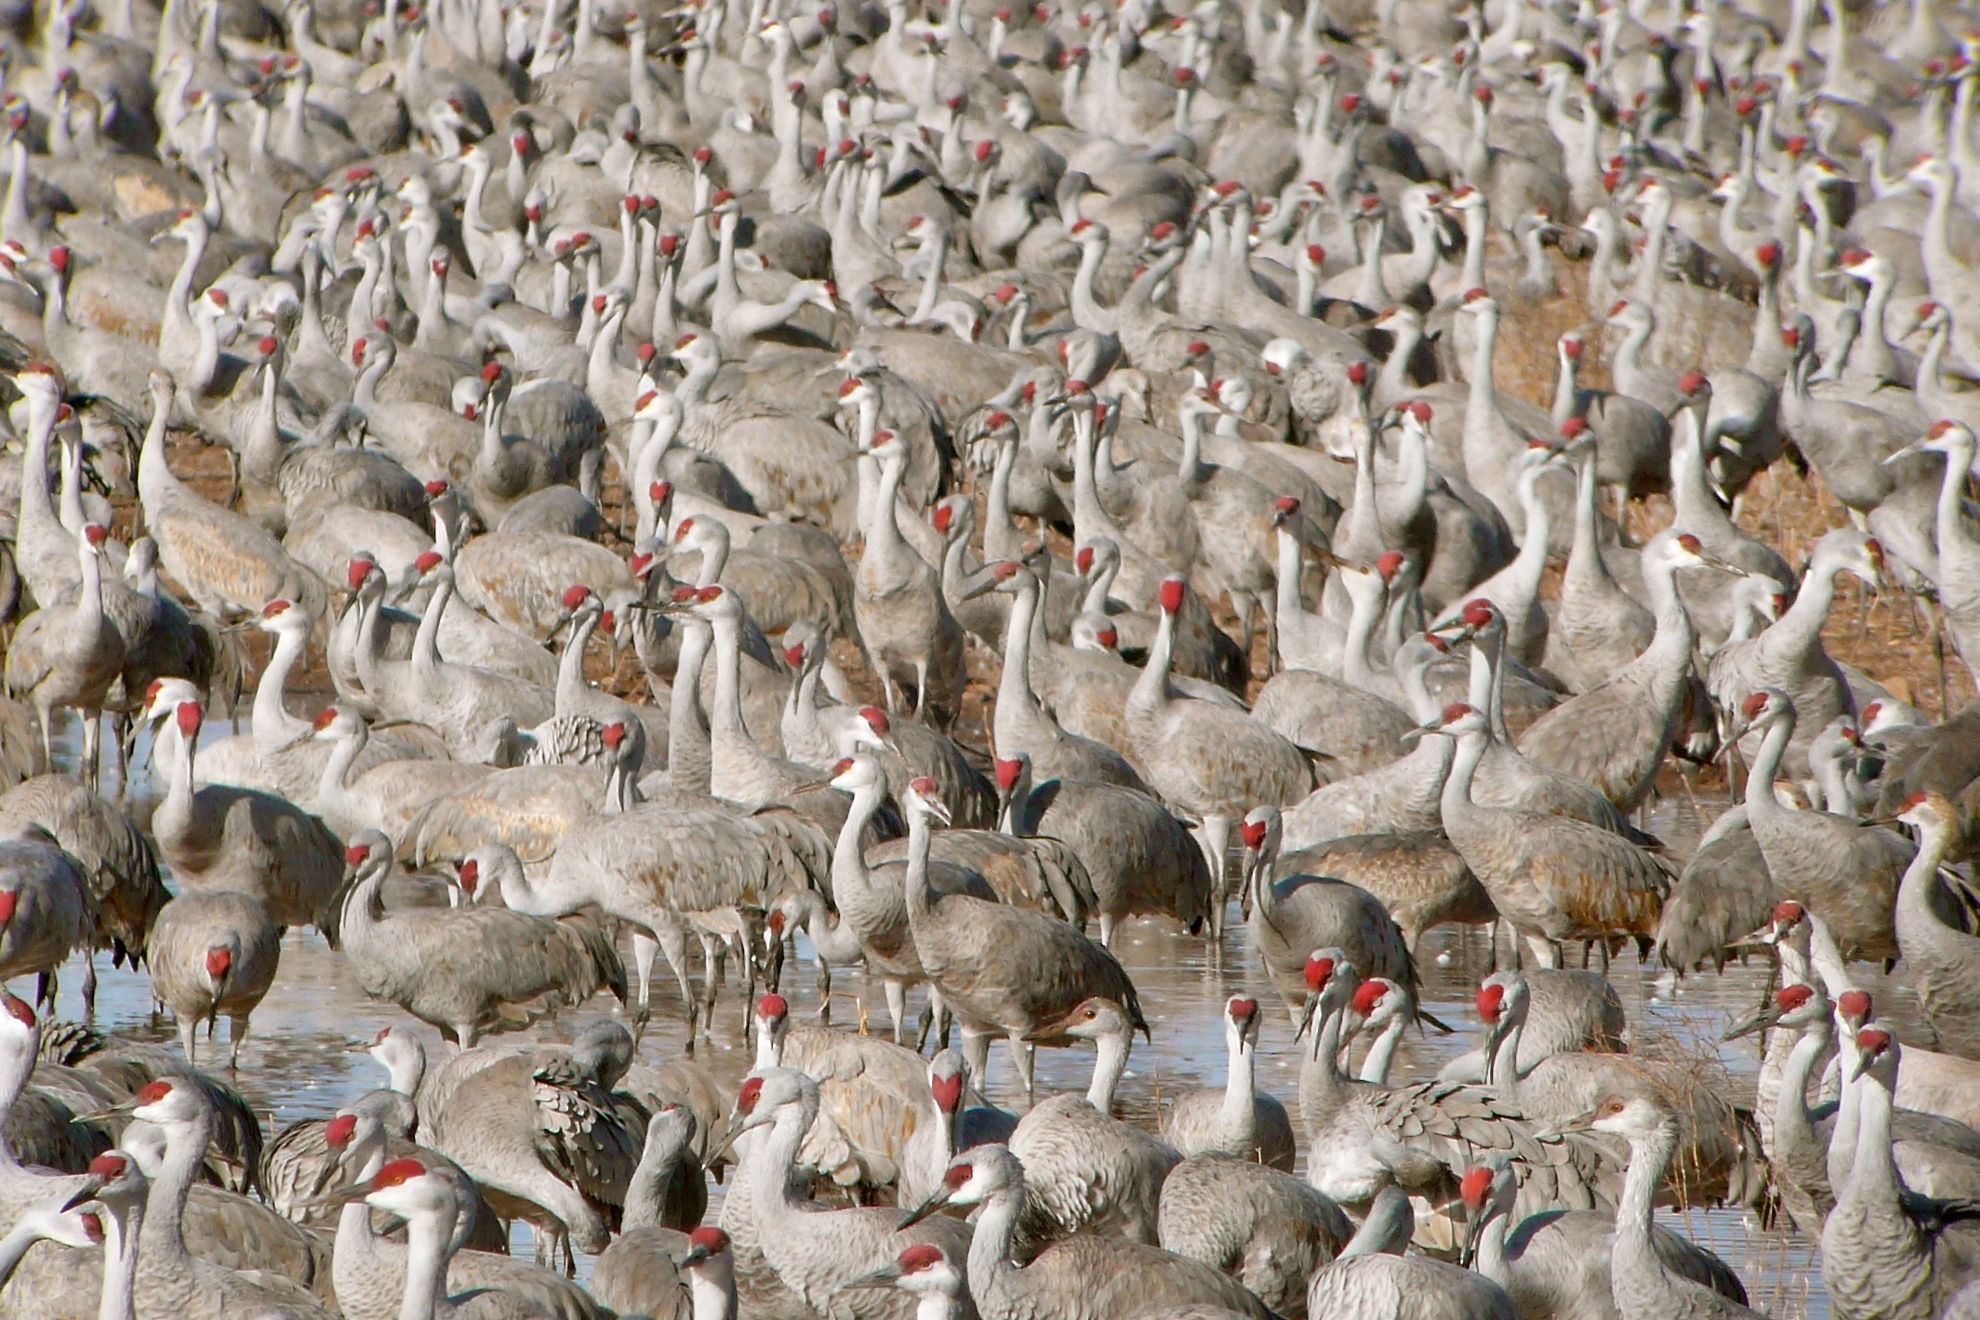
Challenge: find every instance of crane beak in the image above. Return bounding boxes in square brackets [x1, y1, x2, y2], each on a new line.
[1883, 442, 1924, 465]
[59, 1179, 106, 1214]
[278, 728, 317, 753]
[896, 1187, 952, 1230]
[1554, 1106, 1600, 1134]
[840, 1261, 906, 1291]
[1722, 1001, 1783, 1041]
[1457, 1199, 1490, 1269]
[960, 574, 1003, 601]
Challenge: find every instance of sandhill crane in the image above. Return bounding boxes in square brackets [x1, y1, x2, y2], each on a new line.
[144, 696, 344, 932]
[145, 890, 278, 1069]
[136, 372, 324, 621]
[1889, 793, 1980, 1061]
[852, 421, 965, 726]
[1158, 996, 1296, 1171]
[0, 832, 90, 1009]
[87, 1078, 334, 1318]
[1573, 1095, 1768, 1320]
[1437, 969, 1628, 1085]
[1004, 995, 1179, 1248]
[1428, 704, 1672, 969]
[1298, 952, 1616, 1221]
[902, 1143, 1276, 1320]
[337, 833, 627, 1048]
[597, 1219, 735, 1320]
[1735, 689, 1913, 963]
[717, 1068, 974, 1320]
[1237, 806, 1416, 1024]
[977, 562, 1146, 790]
[898, 777, 1145, 1103]
[1127, 578, 1312, 938]
[994, 754, 1212, 945]
[423, 1026, 646, 1269]
[304, 706, 493, 839]
[1157, 1148, 1353, 1317]
[1478, 971, 1761, 1207]
[3, 524, 123, 784]
[1514, 530, 1744, 814]
[1306, 1184, 1518, 1320]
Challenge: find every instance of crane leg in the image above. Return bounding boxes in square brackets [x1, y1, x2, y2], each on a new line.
[961, 1029, 992, 1095]
[1007, 1033, 1037, 1108]
[176, 1013, 199, 1067]
[628, 931, 661, 1020]
[1196, 815, 1234, 943]
[80, 954, 96, 1022]
[81, 710, 101, 790]
[1099, 913, 1116, 947]
[229, 1013, 250, 1069]
[912, 661, 929, 717]
[1525, 934, 1560, 970]
[886, 979, 909, 1044]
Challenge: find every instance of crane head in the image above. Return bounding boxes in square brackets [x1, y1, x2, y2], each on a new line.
[325, 1114, 359, 1151]
[1853, 1027, 1895, 1081]
[204, 947, 231, 981]
[174, 701, 203, 740]
[456, 859, 479, 896]
[0, 994, 32, 1030]
[928, 1064, 964, 1115]
[345, 841, 372, 870]
[1837, 989, 1873, 1024]
[681, 1226, 731, 1269]
[1158, 577, 1186, 615]
[756, 993, 789, 1024]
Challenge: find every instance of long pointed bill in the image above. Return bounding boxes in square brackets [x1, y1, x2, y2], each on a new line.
[841, 1261, 906, 1291]
[1722, 1002, 1782, 1041]
[59, 1179, 105, 1213]
[896, 1188, 952, 1230]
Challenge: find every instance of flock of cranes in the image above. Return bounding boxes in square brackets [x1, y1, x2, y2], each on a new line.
[10, 0, 1980, 1310]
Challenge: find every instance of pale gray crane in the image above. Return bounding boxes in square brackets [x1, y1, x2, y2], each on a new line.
[1127, 578, 1312, 938]
[1006, 995, 1179, 1248]
[751, 992, 959, 1207]
[843, 1244, 970, 1320]
[1460, 1158, 1751, 1320]
[1478, 971, 1763, 1207]
[1891, 793, 1980, 1060]
[1515, 531, 1741, 814]
[1735, 689, 1913, 963]
[975, 561, 1147, 790]
[3, 524, 123, 784]
[136, 372, 325, 622]
[88, 1078, 333, 1319]
[144, 890, 278, 1069]
[1437, 970, 1627, 1085]
[0, 993, 96, 1225]
[1707, 529, 1883, 781]
[1429, 704, 1672, 969]
[143, 696, 344, 932]
[1305, 1185, 1517, 1320]
[423, 1022, 647, 1267]
[901, 1143, 1276, 1320]
[304, 705, 493, 840]
[1158, 995, 1297, 1171]
[993, 754, 1212, 946]
[851, 418, 965, 725]
[336, 833, 626, 1049]
[716, 1069, 974, 1320]
[1237, 805, 1416, 1024]
[258, 1027, 426, 1227]
[1158, 1151, 1353, 1318]
[898, 777, 1145, 1104]
[590, 1108, 711, 1319]
[1575, 1095, 1767, 1320]
[357, 1154, 558, 1320]
[0, 832, 90, 1010]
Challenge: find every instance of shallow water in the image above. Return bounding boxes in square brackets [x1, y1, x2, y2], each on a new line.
[41, 711, 1934, 1316]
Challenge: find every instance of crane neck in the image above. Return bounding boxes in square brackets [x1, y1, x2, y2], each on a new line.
[1741, 711, 1795, 819]
[911, 225, 949, 324]
[622, 1132, 687, 1232]
[1273, 529, 1312, 647]
[1484, 1010, 1524, 1089]
[411, 569, 451, 673]
[901, 803, 938, 923]
[1895, 818, 1958, 947]
[1775, 1016, 1831, 1152]
[1640, 544, 1696, 657]
[962, 1185, 1026, 1318]
[395, 1203, 453, 1320]
[1298, 988, 1352, 1120]
[96, 1199, 141, 1320]
[1338, 572, 1386, 695]
[1129, 602, 1179, 715]
[1469, 1191, 1514, 1292]
[1220, 1025, 1257, 1138]
[1667, 407, 1735, 540]
[1845, 1064, 1905, 1211]
[1932, 437, 1977, 550]
[829, 781, 887, 913]
[688, 1265, 740, 1320]
[1087, 1023, 1131, 1114]
[1612, 1116, 1679, 1283]
[142, 1107, 214, 1273]
[1466, 302, 1501, 405]
[995, 574, 1043, 722]
[667, 621, 713, 795]
[747, 1093, 824, 1237]
[318, 722, 369, 799]
[557, 608, 601, 711]
[245, 621, 310, 744]
[1440, 728, 1489, 826]
[1358, 1012, 1407, 1085]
